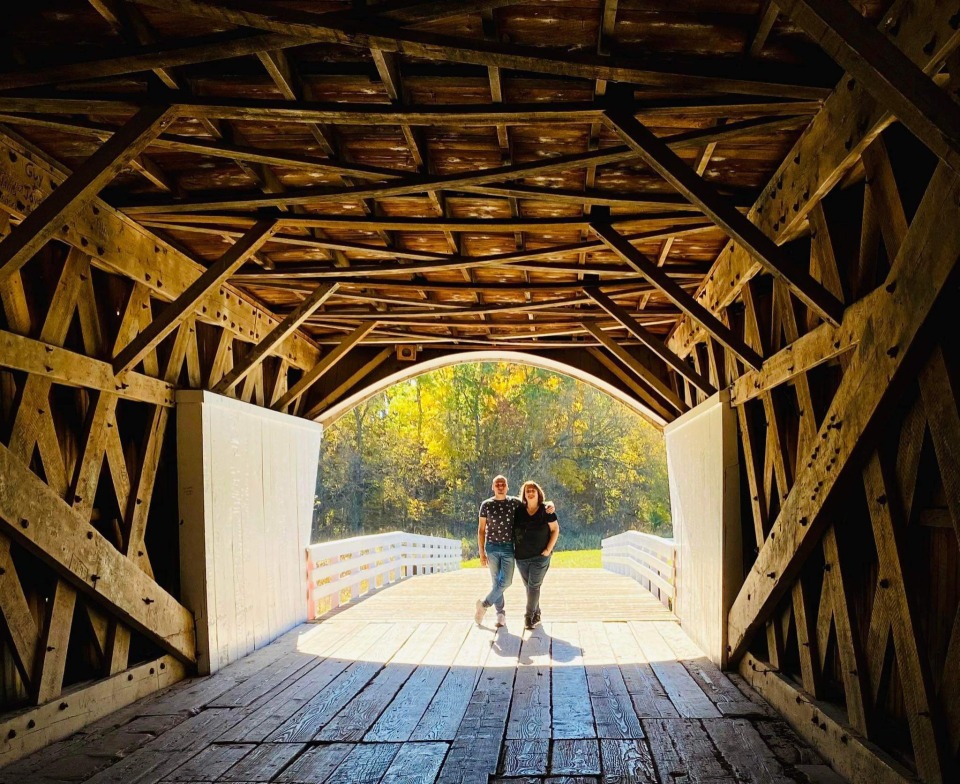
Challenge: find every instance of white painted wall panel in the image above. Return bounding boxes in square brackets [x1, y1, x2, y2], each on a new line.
[664, 390, 741, 666]
[177, 390, 323, 674]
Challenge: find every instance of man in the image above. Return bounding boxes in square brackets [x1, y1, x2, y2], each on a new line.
[475, 475, 553, 627]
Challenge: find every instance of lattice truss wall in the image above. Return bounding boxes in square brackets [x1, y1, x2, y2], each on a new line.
[0, 1, 957, 779]
[667, 31, 960, 784]
[0, 153, 293, 700]
[0, 130, 332, 741]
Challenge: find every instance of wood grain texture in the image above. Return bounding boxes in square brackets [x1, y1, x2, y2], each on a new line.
[2, 581, 832, 783]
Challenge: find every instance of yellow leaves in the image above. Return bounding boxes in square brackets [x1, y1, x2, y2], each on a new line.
[555, 457, 586, 493]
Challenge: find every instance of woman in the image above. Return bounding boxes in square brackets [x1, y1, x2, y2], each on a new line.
[513, 480, 560, 630]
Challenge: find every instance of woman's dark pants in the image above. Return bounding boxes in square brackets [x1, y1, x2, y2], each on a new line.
[516, 555, 551, 619]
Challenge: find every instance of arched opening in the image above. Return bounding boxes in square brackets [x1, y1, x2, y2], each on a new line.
[315, 350, 671, 430]
[312, 360, 672, 555]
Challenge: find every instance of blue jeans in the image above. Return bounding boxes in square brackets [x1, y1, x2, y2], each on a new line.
[516, 555, 551, 618]
[483, 542, 515, 612]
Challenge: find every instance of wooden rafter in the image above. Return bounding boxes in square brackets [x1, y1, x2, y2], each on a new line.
[603, 109, 844, 326]
[584, 288, 715, 395]
[65, 0, 834, 99]
[749, 2, 779, 57]
[117, 146, 646, 214]
[591, 221, 762, 369]
[581, 322, 687, 416]
[585, 347, 672, 428]
[142, 212, 707, 234]
[306, 347, 395, 421]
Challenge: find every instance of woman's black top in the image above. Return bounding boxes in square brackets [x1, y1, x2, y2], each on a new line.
[513, 503, 558, 560]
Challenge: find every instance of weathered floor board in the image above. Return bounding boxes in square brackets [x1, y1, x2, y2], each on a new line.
[0, 570, 842, 784]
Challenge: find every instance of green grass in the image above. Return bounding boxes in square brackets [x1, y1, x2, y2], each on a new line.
[461, 549, 601, 569]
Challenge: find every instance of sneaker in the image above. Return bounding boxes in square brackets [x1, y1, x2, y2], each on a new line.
[532, 609, 541, 627]
[524, 615, 535, 631]
[474, 599, 488, 624]
[496, 612, 506, 628]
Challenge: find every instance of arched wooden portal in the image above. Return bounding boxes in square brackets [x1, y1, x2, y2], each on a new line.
[0, 1, 959, 780]
[313, 349, 671, 427]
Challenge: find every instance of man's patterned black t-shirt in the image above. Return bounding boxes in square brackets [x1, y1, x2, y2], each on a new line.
[479, 496, 522, 544]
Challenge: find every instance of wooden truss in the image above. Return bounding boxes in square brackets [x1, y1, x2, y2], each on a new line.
[0, 1, 959, 778]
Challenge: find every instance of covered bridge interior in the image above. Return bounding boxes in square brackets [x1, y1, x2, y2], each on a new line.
[0, 0, 959, 782]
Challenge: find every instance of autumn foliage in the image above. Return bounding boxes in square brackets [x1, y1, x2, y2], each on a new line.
[314, 363, 670, 557]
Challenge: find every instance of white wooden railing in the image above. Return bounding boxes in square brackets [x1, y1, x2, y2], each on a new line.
[305, 531, 461, 619]
[601, 530, 677, 610]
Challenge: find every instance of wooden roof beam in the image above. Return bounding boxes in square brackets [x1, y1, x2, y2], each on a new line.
[370, 46, 450, 259]
[0, 105, 176, 283]
[242, 277, 655, 293]
[0, 93, 819, 124]
[582, 322, 687, 417]
[256, 47, 390, 250]
[257, 48, 337, 157]
[0, 115, 392, 178]
[748, 1, 779, 57]
[585, 288, 716, 395]
[374, 0, 526, 25]
[639, 122, 722, 311]
[213, 282, 340, 394]
[88, 0, 223, 143]
[113, 219, 278, 374]
[144, 211, 711, 234]
[154, 214, 716, 260]
[303, 347, 394, 421]
[591, 220, 762, 369]
[0, 29, 303, 92]
[297, 285, 688, 321]
[74, 2, 183, 190]
[776, 0, 960, 174]
[123, 0, 832, 99]
[275, 322, 378, 411]
[603, 108, 844, 326]
[307, 314, 677, 333]
[0, 108, 804, 186]
[586, 348, 671, 429]
[462, 184, 704, 210]
[109, 115, 807, 217]
[118, 145, 642, 213]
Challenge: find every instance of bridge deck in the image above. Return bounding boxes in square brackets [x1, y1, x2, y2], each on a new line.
[2, 570, 840, 784]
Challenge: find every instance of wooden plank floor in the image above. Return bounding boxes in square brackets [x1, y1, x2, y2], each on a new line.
[323, 568, 676, 622]
[0, 570, 842, 784]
